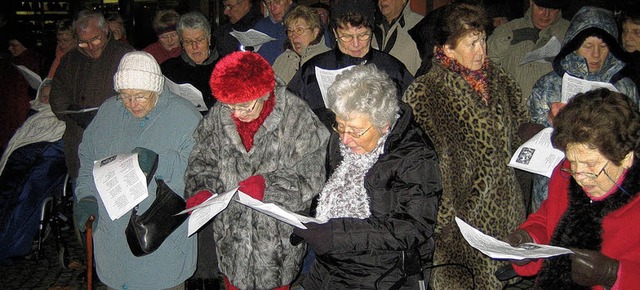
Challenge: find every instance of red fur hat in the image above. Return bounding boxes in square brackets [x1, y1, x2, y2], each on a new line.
[210, 51, 275, 104]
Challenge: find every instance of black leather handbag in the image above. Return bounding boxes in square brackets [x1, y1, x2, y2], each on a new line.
[125, 178, 187, 256]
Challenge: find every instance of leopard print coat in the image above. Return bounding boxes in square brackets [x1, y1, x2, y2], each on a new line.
[404, 60, 529, 289]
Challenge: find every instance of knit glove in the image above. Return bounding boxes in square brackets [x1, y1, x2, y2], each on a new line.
[504, 229, 534, 266]
[570, 248, 619, 288]
[132, 147, 158, 185]
[74, 196, 98, 231]
[238, 175, 265, 201]
[292, 222, 334, 256]
[186, 190, 214, 213]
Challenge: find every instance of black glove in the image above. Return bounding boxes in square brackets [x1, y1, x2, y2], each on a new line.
[570, 248, 619, 288]
[66, 105, 97, 129]
[504, 229, 534, 266]
[132, 147, 158, 185]
[74, 196, 98, 231]
[292, 222, 333, 256]
[517, 123, 546, 141]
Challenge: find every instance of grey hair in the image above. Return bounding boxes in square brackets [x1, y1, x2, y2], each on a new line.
[327, 64, 398, 130]
[177, 12, 211, 40]
[74, 10, 107, 33]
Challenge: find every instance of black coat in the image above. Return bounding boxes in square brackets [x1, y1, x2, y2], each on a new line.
[302, 102, 442, 289]
[161, 52, 218, 110]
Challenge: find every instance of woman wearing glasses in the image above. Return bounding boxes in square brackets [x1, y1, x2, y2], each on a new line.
[74, 51, 202, 289]
[504, 88, 640, 289]
[183, 52, 329, 290]
[272, 5, 330, 84]
[292, 64, 441, 289]
[288, 0, 413, 129]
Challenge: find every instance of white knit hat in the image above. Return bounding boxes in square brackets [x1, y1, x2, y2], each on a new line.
[114, 51, 164, 94]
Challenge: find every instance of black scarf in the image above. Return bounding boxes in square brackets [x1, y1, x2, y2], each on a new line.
[536, 158, 640, 289]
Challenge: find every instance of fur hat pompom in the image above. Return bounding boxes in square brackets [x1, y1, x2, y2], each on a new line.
[114, 51, 164, 94]
[210, 51, 275, 104]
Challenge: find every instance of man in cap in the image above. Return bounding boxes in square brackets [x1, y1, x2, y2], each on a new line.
[214, 0, 264, 57]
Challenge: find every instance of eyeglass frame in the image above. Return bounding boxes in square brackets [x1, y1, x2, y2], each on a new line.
[78, 33, 104, 48]
[182, 36, 209, 47]
[224, 0, 245, 10]
[222, 98, 260, 114]
[336, 32, 372, 43]
[117, 92, 154, 104]
[263, 0, 285, 6]
[287, 27, 312, 36]
[560, 161, 609, 180]
[332, 122, 373, 138]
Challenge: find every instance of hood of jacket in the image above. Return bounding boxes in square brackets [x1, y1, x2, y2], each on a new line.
[552, 6, 630, 82]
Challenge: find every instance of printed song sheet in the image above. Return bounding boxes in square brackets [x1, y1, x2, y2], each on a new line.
[164, 77, 208, 111]
[230, 29, 276, 52]
[508, 128, 565, 177]
[92, 153, 149, 220]
[561, 73, 618, 103]
[15, 64, 42, 90]
[456, 217, 573, 260]
[315, 65, 354, 107]
[519, 36, 561, 65]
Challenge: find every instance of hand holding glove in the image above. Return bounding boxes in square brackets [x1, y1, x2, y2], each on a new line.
[292, 222, 333, 256]
[74, 196, 98, 231]
[132, 147, 158, 185]
[504, 229, 534, 266]
[570, 248, 619, 288]
[185, 190, 214, 213]
[238, 175, 265, 201]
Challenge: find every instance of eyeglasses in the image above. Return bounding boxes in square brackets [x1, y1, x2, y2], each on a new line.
[264, 0, 285, 6]
[332, 123, 372, 138]
[224, 0, 244, 10]
[78, 33, 103, 48]
[287, 27, 312, 36]
[336, 33, 372, 43]
[182, 36, 208, 47]
[159, 32, 179, 40]
[117, 92, 153, 104]
[222, 99, 260, 114]
[560, 161, 609, 180]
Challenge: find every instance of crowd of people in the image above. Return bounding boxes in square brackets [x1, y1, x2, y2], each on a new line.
[1, 0, 640, 289]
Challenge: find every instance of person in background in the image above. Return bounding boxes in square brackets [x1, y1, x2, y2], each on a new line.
[74, 51, 201, 289]
[504, 88, 640, 289]
[183, 51, 329, 290]
[486, 1, 510, 31]
[0, 58, 30, 153]
[8, 26, 42, 76]
[254, 0, 296, 64]
[528, 6, 638, 212]
[309, 2, 335, 48]
[107, 13, 128, 45]
[47, 19, 76, 79]
[288, 0, 413, 129]
[293, 64, 442, 289]
[144, 9, 182, 65]
[621, 9, 640, 90]
[161, 11, 219, 111]
[272, 5, 330, 84]
[374, 0, 423, 75]
[403, 3, 529, 288]
[50, 10, 133, 179]
[214, 0, 264, 57]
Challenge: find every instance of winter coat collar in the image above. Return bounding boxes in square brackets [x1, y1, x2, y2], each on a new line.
[334, 47, 373, 67]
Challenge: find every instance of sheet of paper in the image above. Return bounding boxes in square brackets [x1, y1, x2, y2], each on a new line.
[164, 77, 208, 111]
[15, 64, 42, 90]
[315, 65, 355, 107]
[92, 153, 149, 220]
[57, 107, 100, 114]
[185, 188, 237, 236]
[456, 217, 573, 260]
[230, 29, 276, 52]
[519, 36, 561, 65]
[236, 191, 320, 229]
[561, 73, 619, 103]
[508, 128, 565, 178]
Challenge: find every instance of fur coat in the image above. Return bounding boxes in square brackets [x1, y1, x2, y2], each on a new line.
[403, 60, 529, 289]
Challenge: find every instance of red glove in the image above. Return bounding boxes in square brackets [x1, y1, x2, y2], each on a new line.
[186, 190, 213, 213]
[239, 175, 265, 201]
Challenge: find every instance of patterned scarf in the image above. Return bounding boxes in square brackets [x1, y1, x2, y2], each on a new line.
[232, 92, 275, 152]
[434, 46, 491, 105]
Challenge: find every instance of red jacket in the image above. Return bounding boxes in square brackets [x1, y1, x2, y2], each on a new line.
[514, 159, 640, 289]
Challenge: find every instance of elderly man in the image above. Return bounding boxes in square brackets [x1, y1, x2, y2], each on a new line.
[622, 9, 640, 90]
[254, 0, 296, 64]
[50, 10, 132, 179]
[488, 0, 569, 100]
[214, 0, 263, 57]
[374, 0, 423, 75]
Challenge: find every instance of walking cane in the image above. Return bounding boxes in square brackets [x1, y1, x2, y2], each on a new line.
[85, 215, 95, 290]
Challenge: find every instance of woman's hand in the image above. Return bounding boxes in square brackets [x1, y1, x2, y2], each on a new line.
[570, 248, 619, 287]
[548, 102, 566, 125]
[504, 229, 534, 266]
[292, 222, 333, 255]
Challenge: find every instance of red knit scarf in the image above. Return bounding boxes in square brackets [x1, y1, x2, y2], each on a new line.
[232, 92, 275, 152]
[434, 46, 491, 105]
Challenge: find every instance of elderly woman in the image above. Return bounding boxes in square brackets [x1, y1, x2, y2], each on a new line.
[161, 11, 219, 110]
[402, 3, 530, 288]
[143, 9, 181, 64]
[528, 6, 639, 212]
[47, 20, 77, 78]
[272, 5, 330, 84]
[184, 51, 329, 290]
[292, 64, 441, 289]
[288, 0, 413, 129]
[74, 51, 201, 289]
[505, 89, 640, 289]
